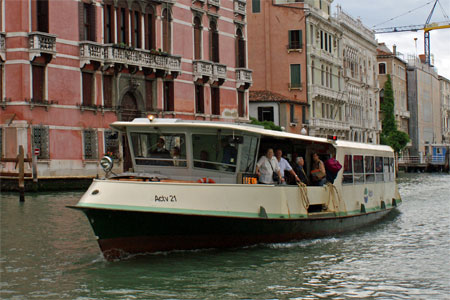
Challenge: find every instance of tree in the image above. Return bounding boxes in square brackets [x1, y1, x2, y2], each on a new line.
[380, 74, 410, 153]
[249, 117, 282, 131]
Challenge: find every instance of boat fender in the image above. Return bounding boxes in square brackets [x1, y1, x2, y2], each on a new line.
[197, 177, 216, 184]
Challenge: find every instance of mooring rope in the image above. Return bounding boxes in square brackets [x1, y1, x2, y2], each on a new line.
[325, 182, 346, 213]
[297, 182, 310, 211]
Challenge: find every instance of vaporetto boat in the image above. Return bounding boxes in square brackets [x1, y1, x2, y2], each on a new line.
[70, 118, 401, 260]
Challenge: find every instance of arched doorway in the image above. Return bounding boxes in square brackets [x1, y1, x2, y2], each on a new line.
[120, 92, 141, 171]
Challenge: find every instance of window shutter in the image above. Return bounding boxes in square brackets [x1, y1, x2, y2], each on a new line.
[79, 2, 84, 40]
[238, 39, 246, 68]
[290, 64, 300, 87]
[145, 80, 153, 111]
[299, 30, 303, 48]
[82, 72, 93, 106]
[37, 0, 49, 33]
[32, 65, 45, 102]
[103, 74, 113, 108]
[258, 107, 263, 121]
[90, 4, 96, 42]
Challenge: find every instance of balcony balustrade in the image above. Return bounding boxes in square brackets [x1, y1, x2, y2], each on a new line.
[208, 0, 220, 7]
[309, 118, 350, 131]
[288, 82, 302, 91]
[193, 60, 213, 82]
[308, 45, 341, 66]
[212, 63, 227, 84]
[29, 32, 57, 61]
[236, 68, 252, 89]
[79, 42, 182, 75]
[0, 32, 5, 61]
[395, 109, 410, 119]
[234, 0, 246, 16]
[312, 85, 347, 102]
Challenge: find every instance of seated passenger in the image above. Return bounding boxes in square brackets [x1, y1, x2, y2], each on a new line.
[311, 152, 326, 186]
[171, 146, 181, 166]
[151, 138, 171, 158]
[275, 149, 299, 185]
[293, 156, 309, 185]
[255, 148, 282, 184]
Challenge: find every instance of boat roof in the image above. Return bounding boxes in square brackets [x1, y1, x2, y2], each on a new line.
[110, 118, 394, 153]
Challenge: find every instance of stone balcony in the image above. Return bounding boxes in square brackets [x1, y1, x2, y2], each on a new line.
[395, 109, 410, 119]
[0, 32, 5, 61]
[309, 118, 350, 131]
[208, 0, 220, 7]
[311, 85, 347, 102]
[79, 42, 182, 76]
[308, 45, 341, 66]
[236, 68, 252, 89]
[28, 32, 57, 61]
[193, 60, 213, 82]
[212, 63, 227, 84]
[234, 0, 246, 16]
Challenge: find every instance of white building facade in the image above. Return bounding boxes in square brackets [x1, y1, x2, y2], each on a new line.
[335, 5, 380, 144]
[439, 76, 450, 144]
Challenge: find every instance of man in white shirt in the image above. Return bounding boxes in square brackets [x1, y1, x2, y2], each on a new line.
[275, 149, 299, 184]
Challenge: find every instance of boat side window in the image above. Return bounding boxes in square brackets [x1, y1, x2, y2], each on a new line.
[192, 134, 238, 172]
[130, 132, 187, 167]
[383, 157, 390, 182]
[343, 154, 353, 184]
[375, 156, 383, 182]
[365, 156, 375, 182]
[353, 155, 364, 183]
[239, 135, 258, 173]
[389, 157, 395, 181]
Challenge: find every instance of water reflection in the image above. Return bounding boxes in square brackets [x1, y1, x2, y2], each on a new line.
[1, 174, 449, 299]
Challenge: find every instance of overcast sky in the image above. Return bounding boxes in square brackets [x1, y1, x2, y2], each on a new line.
[332, 0, 450, 79]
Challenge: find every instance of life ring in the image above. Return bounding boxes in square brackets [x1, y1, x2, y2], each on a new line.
[197, 177, 216, 184]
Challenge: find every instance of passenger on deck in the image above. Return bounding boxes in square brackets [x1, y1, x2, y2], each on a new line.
[275, 149, 299, 184]
[255, 148, 282, 184]
[311, 153, 326, 186]
[171, 146, 181, 166]
[293, 156, 309, 185]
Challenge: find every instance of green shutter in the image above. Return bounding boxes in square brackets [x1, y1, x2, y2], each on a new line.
[299, 30, 303, 48]
[252, 0, 260, 13]
[290, 64, 301, 88]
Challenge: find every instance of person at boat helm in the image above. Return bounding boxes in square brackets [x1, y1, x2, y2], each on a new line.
[255, 148, 283, 184]
[311, 152, 326, 186]
[293, 156, 309, 185]
[275, 149, 300, 185]
[152, 138, 170, 156]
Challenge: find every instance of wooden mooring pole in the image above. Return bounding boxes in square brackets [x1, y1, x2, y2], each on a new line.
[18, 145, 25, 202]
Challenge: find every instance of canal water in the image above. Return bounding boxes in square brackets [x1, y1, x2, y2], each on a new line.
[1, 173, 449, 299]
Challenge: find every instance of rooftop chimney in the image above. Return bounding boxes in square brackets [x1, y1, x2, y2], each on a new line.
[419, 54, 426, 63]
[393, 45, 397, 55]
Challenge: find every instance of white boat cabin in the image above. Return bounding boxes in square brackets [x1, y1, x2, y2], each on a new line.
[110, 118, 396, 187]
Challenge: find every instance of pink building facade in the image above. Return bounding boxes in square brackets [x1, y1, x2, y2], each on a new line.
[247, 0, 308, 134]
[0, 0, 252, 176]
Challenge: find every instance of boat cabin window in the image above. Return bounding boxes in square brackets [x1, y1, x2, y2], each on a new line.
[365, 156, 375, 182]
[239, 135, 258, 173]
[353, 155, 364, 183]
[375, 156, 383, 181]
[343, 155, 353, 184]
[343, 154, 394, 185]
[130, 132, 187, 167]
[192, 134, 239, 173]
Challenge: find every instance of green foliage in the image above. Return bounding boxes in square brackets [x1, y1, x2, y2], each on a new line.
[380, 75, 410, 153]
[250, 117, 282, 131]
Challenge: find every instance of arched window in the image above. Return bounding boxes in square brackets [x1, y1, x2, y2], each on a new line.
[117, 1, 129, 44]
[104, 0, 115, 43]
[145, 5, 155, 50]
[236, 28, 245, 68]
[162, 8, 172, 53]
[193, 16, 202, 60]
[210, 20, 219, 63]
[131, 2, 141, 48]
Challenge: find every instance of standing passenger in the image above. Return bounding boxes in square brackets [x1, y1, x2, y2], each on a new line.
[255, 148, 282, 184]
[275, 149, 299, 184]
[311, 153, 326, 186]
[293, 156, 309, 185]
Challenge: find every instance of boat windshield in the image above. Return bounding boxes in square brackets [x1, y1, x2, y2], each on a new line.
[192, 134, 239, 173]
[130, 132, 187, 167]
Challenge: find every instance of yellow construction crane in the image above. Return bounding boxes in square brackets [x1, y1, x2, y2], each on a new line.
[374, 0, 450, 65]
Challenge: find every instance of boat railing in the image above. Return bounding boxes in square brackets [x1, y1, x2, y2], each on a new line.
[135, 157, 188, 167]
